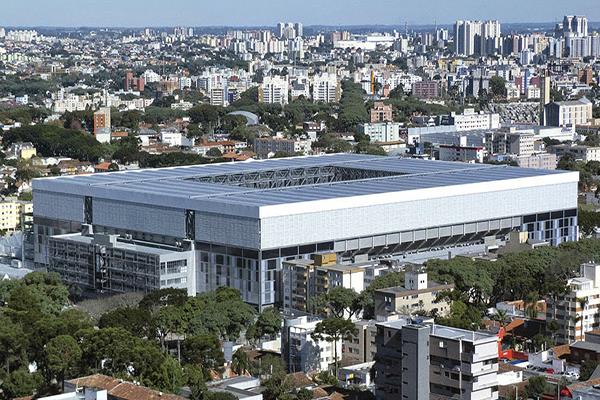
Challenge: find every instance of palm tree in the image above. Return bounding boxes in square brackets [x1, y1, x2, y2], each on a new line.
[494, 309, 509, 328]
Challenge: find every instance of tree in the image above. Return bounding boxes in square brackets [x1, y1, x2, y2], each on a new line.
[232, 348, 252, 376]
[312, 317, 357, 376]
[490, 76, 507, 98]
[2, 369, 43, 399]
[316, 286, 363, 319]
[525, 376, 548, 398]
[182, 334, 225, 375]
[0, 316, 27, 374]
[247, 307, 282, 342]
[45, 335, 82, 390]
[206, 147, 223, 157]
[580, 360, 599, 381]
[98, 307, 152, 338]
[296, 388, 313, 400]
[262, 368, 293, 400]
[184, 364, 207, 400]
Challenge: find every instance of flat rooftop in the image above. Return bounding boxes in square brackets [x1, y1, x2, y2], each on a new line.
[33, 154, 575, 211]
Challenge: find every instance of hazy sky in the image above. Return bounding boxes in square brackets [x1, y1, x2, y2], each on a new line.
[0, 0, 598, 27]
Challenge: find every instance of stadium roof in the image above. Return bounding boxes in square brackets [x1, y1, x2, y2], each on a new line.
[34, 154, 577, 215]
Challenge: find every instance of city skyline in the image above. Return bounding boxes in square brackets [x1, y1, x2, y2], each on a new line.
[0, 0, 599, 28]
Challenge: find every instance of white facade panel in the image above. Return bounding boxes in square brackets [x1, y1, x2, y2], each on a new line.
[259, 182, 577, 249]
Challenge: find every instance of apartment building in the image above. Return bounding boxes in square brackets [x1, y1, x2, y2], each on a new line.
[344, 319, 379, 364]
[282, 254, 365, 316]
[548, 144, 600, 162]
[438, 144, 486, 163]
[412, 80, 442, 99]
[253, 137, 312, 158]
[374, 270, 454, 319]
[358, 122, 402, 143]
[259, 76, 289, 105]
[545, 97, 593, 127]
[282, 315, 341, 373]
[93, 107, 111, 144]
[0, 198, 32, 232]
[5, 142, 37, 160]
[485, 131, 535, 157]
[374, 319, 499, 400]
[370, 102, 393, 123]
[312, 73, 341, 103]
[516, 153, 557, 170]
[546, 263, 600, 343]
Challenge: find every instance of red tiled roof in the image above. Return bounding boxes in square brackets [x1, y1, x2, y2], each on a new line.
[67, 374, 185, 400]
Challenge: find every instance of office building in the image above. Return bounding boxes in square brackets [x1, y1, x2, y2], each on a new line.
[33, 155, 580, 308]
[374, 320, 499, 400]
[370, 102, 393, 123]
[547, 263, 600, 343]
[259, 76, 289, 105]
[93, 107, 111, 144]
[312, 73, 341, 103]
[545, 98, 593, 127]
[374, 270, 454, 318]
[343, 319, 379, 364]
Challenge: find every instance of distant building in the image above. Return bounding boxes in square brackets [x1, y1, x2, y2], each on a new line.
[374, 270, 454, 318]
[548, 144, 600, 162]
[412, 80, 442, 99]
[123, 71, 145, 92]
[312, 73, 341, 103]
[5, 142, 37, 160]
[370, 102, 393, 123]
[358, 122, 402, 143]
[93, 107, 112, 144]
[547, 263, 600, 343]
[438, 144, 486, 163]
[259, 76, 289, 105]
[448, 108, 501, 131]
[545, 98, 593, 127]
[253, 136, 311, 158]
[516, 153, 557, 170]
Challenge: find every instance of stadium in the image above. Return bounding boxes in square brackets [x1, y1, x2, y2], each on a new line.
[33, 154, 579, 308]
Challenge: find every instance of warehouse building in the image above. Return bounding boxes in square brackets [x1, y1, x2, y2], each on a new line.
[32, 154, 579, 308]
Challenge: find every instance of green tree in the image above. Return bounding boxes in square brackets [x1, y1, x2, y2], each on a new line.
[232, 348, 252, 376]
[247, 307, 282, 342]
[525, 376, 548, 398]
[296, 388, 313, 400]
[206, 147, 223, 157]
[580, 360, 599, 381]
[182, 334, 225, 375]
[490, 76, 507, 98]
[98, 307, 152, 338]
[45, 335, 82, 390]
[312, 317, 357, 376]
[2, 369, 43, 399]
[315, 286, 363, 319]
[0, 316, 28, 374]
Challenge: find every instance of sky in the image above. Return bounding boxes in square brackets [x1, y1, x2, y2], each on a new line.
[0, 0, 599, 27]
